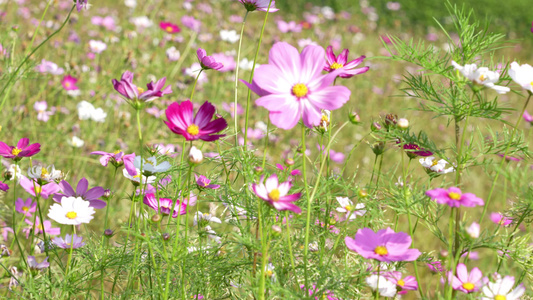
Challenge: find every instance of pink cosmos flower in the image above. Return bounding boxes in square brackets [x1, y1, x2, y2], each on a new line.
[221, 102, 243, 117]
[238, 0, 278, 12]
[23, 217, 60, 238]
[276, 20, 302, 33]
[181, 16, 201, 32]
[34, 101, 54, 122]
[0, 138, 41, 160]
[211, 53, 236, 72]
[426, 187, 484, 208]
[402, 143, 433, 158]
[243, 42, 351, 129]
[15, 198, 37, 217]
[91, 16, 116, 31]
[524, 111, 533, 123]
[384, 271, 418, 294]
[27, 256, 49, 270]
[160, 21, 181, 33]
[76, 0, 88, 12]
[197, 48, 224, 71]
[35, 59, 64, 75]
[300, 284, 340, 299]
[194, 174, 220, 189]
[143, 193, 186, 218]
[345, 227, 421, 262]
[53, 178, 106, 209]
[164, 100, 228, 141]
[490, 213, 513, 226]
[52, 234, 85, 249]
[324, 46, 369, 78]
[448, 263, 483, 294]
[0, 180, 8, 191]
[19, 176, 60, 199]
[252, 174, 302, 213]
[62, 75, 79, 90]
[427, 260, 444, 273]
[91, 150, 133, 168]
[112, 71, 172, 103]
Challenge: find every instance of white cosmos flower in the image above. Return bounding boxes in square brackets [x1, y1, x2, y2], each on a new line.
[48, 197, 95, 225]
[335, 197, 366, 220]
[122, 168, 156, 185]
[481, 276, 525, 300]
[419, 156, 455, 175]
[451, 61, 510, 94]
[133, 156, 171, 175]
[188, 146, 203, 164]
[7, 164, 22, 180]
[124, 0, 137, 8]
[366, 275, 397, 298]
[77, 101, 107, 122]
[28, 165, 63, 183]
[88, 40, 107, 54]
[194, 211, 222, 226]
[466, 222, 480, 239]
[131, 16, 153, 29]
[220, 30, 239, 43]
[509, 61, 533, 93]
[239, 58, 259, 71]
[166, 46, 181, 61]
[68, 136, 85, 148]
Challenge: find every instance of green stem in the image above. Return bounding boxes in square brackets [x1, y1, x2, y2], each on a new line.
[301, 124, 311, 290]
[233, 11, 249, 146]
[27, 0, 52, 53]
[189, 69, 203, 101]
[65, 225, 76, 275]
[284, 211, 296, 276]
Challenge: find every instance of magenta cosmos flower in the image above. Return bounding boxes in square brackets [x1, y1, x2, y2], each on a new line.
[52, 178, 106, 209]
[143, 193, 186, 218]
[384, 271, 418, 295]
[160, 21, 180, 33]
[426, 187, 484, 208]
[197, 48, 224, 71]
[243, 42, 351, 130]
[15, 198, 37, 217]
[523, 111, 533, 123]
[251, 174, 302, 213]
[164, 100, 227, 141]
[490, 212, 513, 226]
[345, 227, 421, 262]
[0, 138, 41, 161]
[62, 75, 79, 90]
[112, 71, 172, 103]
[76, 0, 88, 12]
[448, 263, 483, 294]
[91, 150, 134, 168]
[0, 180, 8, 191]
[238, 0, 278, 12]
[195, 174, 220, 189]
[324, 46, 369, 78]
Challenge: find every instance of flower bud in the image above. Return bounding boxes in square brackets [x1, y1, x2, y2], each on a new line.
[254, 166, 264, 174]
[397, 118, 409, 129]
[271, 225, 282, 234]
[285, 158, 294, 166]
[151, 214, 162, 223]
[162, 233, 170, 241]
[358, 188, 368, 198]
[102, 189, 113, 200]
[188, 146, 203, 164]
[371, 142, 385, 155]
[104, 229, 114, 237]
[349, 111, 361, 124]
[384, 113, 398, 129]
[371, 122, 382, 131]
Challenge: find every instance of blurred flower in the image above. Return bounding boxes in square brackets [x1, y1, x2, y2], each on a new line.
[427, 260, 444, 273]
[143, 193, 186, 218]
[34, 101, 54, 122]
[243, 42, 350, 129]
[523, 111, 533, 123]
[509, 62, 533, 93]
[27, 256, 49, 270]
[366, 275, 397, 298]
[419, 157, 455, 175]
[386, 2, 401, 10]
[19, 176, 60, 199]
[211, 53, 236, 72]
[197, 48, 224, 71]
[159, 21, 180, 33]
[125, 0, 136, 8]
[68, 136, 85, 148]
[131, 16, 153, 29]
[133, 155, 171, 175]
[62, 75, 79, 91]
[448, 263, 483, 293]
[181, 16, 201, 32]
[48, 197, 95, 225]
[76, 0, 89, 12]
[15, 198, 36, 217]
[194, 211, 222, 226]
[466, 222, 480, 238]
[239, 58, 259, 71]
[35, 59, 64, 75]
[91, 150, 131, 168]
[0, 180, 8, 192]
[276, 20, 302, 33]
[345, 227, 421, 262]
[112, 71, 172, 103]
[490, 213, 513, 227]
[481, 275, 525, 300]
[220, 29, 239, 43]
[88, 40, 107, 54]
[222, 102, 243, 117]
[384, 271, 417, 294]
[91, 16, 116, 31]
[451, 61, 509, 94]
[426, 187, 484, 207]
[23, 217, 60, 238]
[52, 234, 85, 249]
[252, 174, 302, 213]
[166, 46, 181, 61]
[324, 46, 369, 78]
[123, 168, 156, 185]
[238, 0, 278, 12]
[77, 101, 107, 122]
[53, 178, 106, 209]
[194, 174, 220, 189]
[165, 100, 227, 141]
[0, 138, 41, 161]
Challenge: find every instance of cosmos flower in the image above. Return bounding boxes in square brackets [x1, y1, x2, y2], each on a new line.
[0, 138, 41, 161]
[219, 30, 240, 43]
[426, 187, 484, 208]
[77, 101, 107, 122]
[366, 275, 397, 298]
[324, 46, 369, 78]
[35, 59, 64, 75]
[112, 71, 172, 103]
[19, 176, 60, 199]
[276, 20, 302, 33]
[164, 100, 227, 141]
[123, 168, 156, 185]
[194, 211, 222, 226]
[523, 111, 533, 123]
[62, 75, 79, 90]
[0, 180, 8, 192]
[481, 276, 525, 300]
[211, 53, 236, 72]
[237, 0, 278, 12]
[251, 174, 301, 213]
[448, 263, 483, 294]
[48, 197, 95, 225]
[133, 156, 171, 175]
[88, 40, 107, 54]
[194, 174, 220, 189]
[52, 234, 85, 249]
[335, 197, 366, 220]
[15, 198, 37, 217]
[91, 150, 133, 168]
[466, 222, 480, 238]
[181, 16, 201, 32]
[490, 213, 513, 227]
[451, 61, 510, 94]
[27, 256, 49, 270]
[68, 136, 85, 148]
[53, 178, 106, 209]
[189, 146, 204, 164]
[23, 217, 60, 238]
[34, 101, 54, 122]
[243, 42, 351, 129]
[384, 271, 418, 295]
[401, 143, 433, 158]
[509, 62, 533, 93]
[143, 193, 186, 218]
[345, 227, 421, 262]
[76, 0, 89, 12]
[419, 157, 455, 175]
[27, 164, 63, 184]
[196, 48, 224, 71]
[160, 21, 180, 33]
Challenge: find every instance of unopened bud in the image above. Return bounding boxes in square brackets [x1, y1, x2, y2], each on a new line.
[102, 189, 112, 200]
[384, 113, 398, 129]
[271, 225, 282, 234]
[162, 233, 170, 241]
[151, 214, 162, 223]
[397, 118, 409, 129]
[371, 122, 382, 131]
[104, 229, 114, 237]
[254, 166, 263, 174]
[188, 146, 203, 164]
[371, 142, 386, 155]
[285, 158, 294, 166]
[349, 111, 361, 124]
[215, 113, 223, 119]
[358, 188, 368, 198]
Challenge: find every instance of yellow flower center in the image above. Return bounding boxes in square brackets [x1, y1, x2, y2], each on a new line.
[137, 87, 145, 94]
[34, 186, 42, 195]
[11, 148, 22, 156]
[344, 205, 353, 211]
[37, 224, 43, 231]
[166, 26, 174, 32]
[321, 114, 329, 123]
[478, 74, 486, 82]
[268, 189, 280, 201]
[292, 83, 308, 98]
[22, 206, 29, 212]
[187, 124, 200, 136]
[448, 192, 461, 200]
[41, 168, 49, 179]
[330, 62, 343, 70]
[462, 282, 475, 291]
[431, 160, 439, 167]
[494, 295, 506, 300]
[66, 211, 77, 219]
[65, 82, 71, 88]
[374, 246, 388, 256]
[266, 270, 273, 277]
[397, 279, 405, 287]
[114, 149, 122, 154]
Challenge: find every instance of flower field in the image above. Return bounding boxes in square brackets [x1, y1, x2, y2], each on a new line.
[0, 0, 532, 299]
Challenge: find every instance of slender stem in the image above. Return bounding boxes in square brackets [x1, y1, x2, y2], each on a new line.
[284, 211, 296, 276]
[261, 119, 270, 169]
[169, 32, 197, 79]
[189, 69, 203, 101]
[27, 0, 52, 53]
[375, 154, 384, 190]
[65, 225, 76, 275]
[233, 11, 249, 146]
[479, 94, 531, 222]
[257, 201, 266, 300]
[301, 124, 311, 290]
[243, 1, 272, 150]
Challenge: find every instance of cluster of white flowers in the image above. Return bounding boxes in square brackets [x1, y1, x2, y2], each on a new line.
[77, 101, 107, 122]
[419, 157, 455, 175]
[219, 30, 239, 43]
